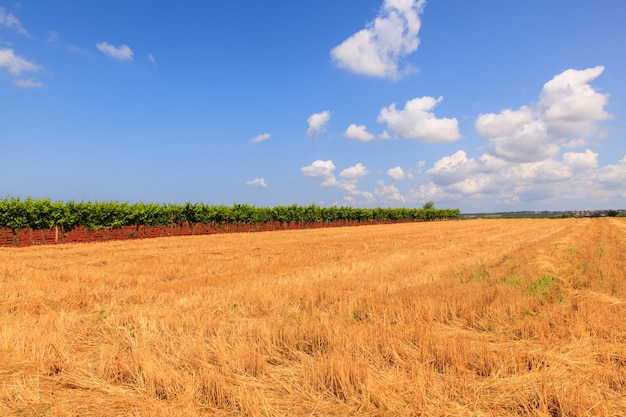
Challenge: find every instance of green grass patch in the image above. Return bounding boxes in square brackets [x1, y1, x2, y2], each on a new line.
[527, 275, 563, 303]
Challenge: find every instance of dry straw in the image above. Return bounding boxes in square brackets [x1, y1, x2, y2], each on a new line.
[1, 218, 625, 416]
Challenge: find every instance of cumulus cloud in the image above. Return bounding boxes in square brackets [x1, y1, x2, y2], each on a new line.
[246, 178, 268, 188]
[301, 160, 336, 180]
[331, 0, 426, 79]
[298, 67, 618, 209]
[375, 181, 406, 202]
[416, 145, 624, 208]
[539, 66, 611, 137]
[563, 149, 598, 172]
[595, 155, 626, 188]
[488, 120, 557, 162]
[476, 66, 610, 163]
[344, 124, 376, 141]
[301, 161, 372, 202]
[339, 163, 369, 180]
[427, 151, 504, 189]
[97, 42, 133, 61]
[300, 152, 622, 208]
[387, 166, 405, 181]
[249, 133, 271, 144]
[0, 7, 29, 36]
[475, 107, 533, 138]
[0, 48, 40, 75]
[377, 96, 461, 143]
[307, 110, 331, 137]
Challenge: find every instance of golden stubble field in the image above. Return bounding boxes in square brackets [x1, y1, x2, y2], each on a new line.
[1, 218, 626, 416]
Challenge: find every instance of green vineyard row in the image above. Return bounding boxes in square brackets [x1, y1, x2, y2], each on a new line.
[0, 197, 460, 232]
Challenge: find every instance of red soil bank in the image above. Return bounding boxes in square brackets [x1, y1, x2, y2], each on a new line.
[0, 220, 417, 248]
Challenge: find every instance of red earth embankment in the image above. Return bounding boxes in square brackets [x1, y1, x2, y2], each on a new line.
[0, 219, 422, 247]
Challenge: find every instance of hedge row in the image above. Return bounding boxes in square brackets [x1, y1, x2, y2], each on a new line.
[0, 197, 460, 232]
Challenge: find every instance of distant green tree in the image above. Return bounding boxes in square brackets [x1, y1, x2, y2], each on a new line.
[422, 201, 435, 209]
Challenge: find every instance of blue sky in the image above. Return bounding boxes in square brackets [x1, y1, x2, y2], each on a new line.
[1, 0, 625, 212]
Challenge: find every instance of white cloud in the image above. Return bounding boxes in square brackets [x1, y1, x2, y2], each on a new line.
[296, 67, 618, 209]
[488, 120, 557, 162]
[563, 149, 598, 172]
[344, 124, 376, 142]
[476, 106, 533, 138]
[539, 66, 610, 138]
[331, 0, 426, 79]
[339, 163, 369, 180]
[302, 161, 372, 202]
[377, 96, 461, 143]
[246, 178, 267, 188]
[476, 67, 610, 163]
[0, 8, 29, 36]
[427, 151, 504, 189]
[299, 150, 622, 209]
[96, 42, 133, 61]
[13, 78, 43, 88]
[387, 166, 405, 181]
[249, 133, 271, 144]
[148, 53, 156, 66]
[307, 110, 331, 137]
[417, 145, 625, 207]
[595, 156, 626, 188]
[424, 151, 565, 200]
[301, 160, 336, 180]
[0, 48, 40, 75]
[375, 181, 406, 202]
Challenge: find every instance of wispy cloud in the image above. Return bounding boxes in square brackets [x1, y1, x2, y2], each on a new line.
[46, 30, 60, 43]
[0, 7, 30, 36]
[96, 42, 133, 61]
[331, 0, 426, 79]
[246, 178, 268, 188]
[249, 133, 271, 144]
[306, 110, 331, 137]
[45, 31, 83, 53]
[0, 48, 40, 75]
[148, 53, 156, 66]
[13, 78, 43, 88]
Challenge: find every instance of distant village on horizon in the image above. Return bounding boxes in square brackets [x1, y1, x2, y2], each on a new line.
[461, 209, 626, 219]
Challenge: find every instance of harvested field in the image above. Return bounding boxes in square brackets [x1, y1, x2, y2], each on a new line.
[1, 218, 626, 416]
